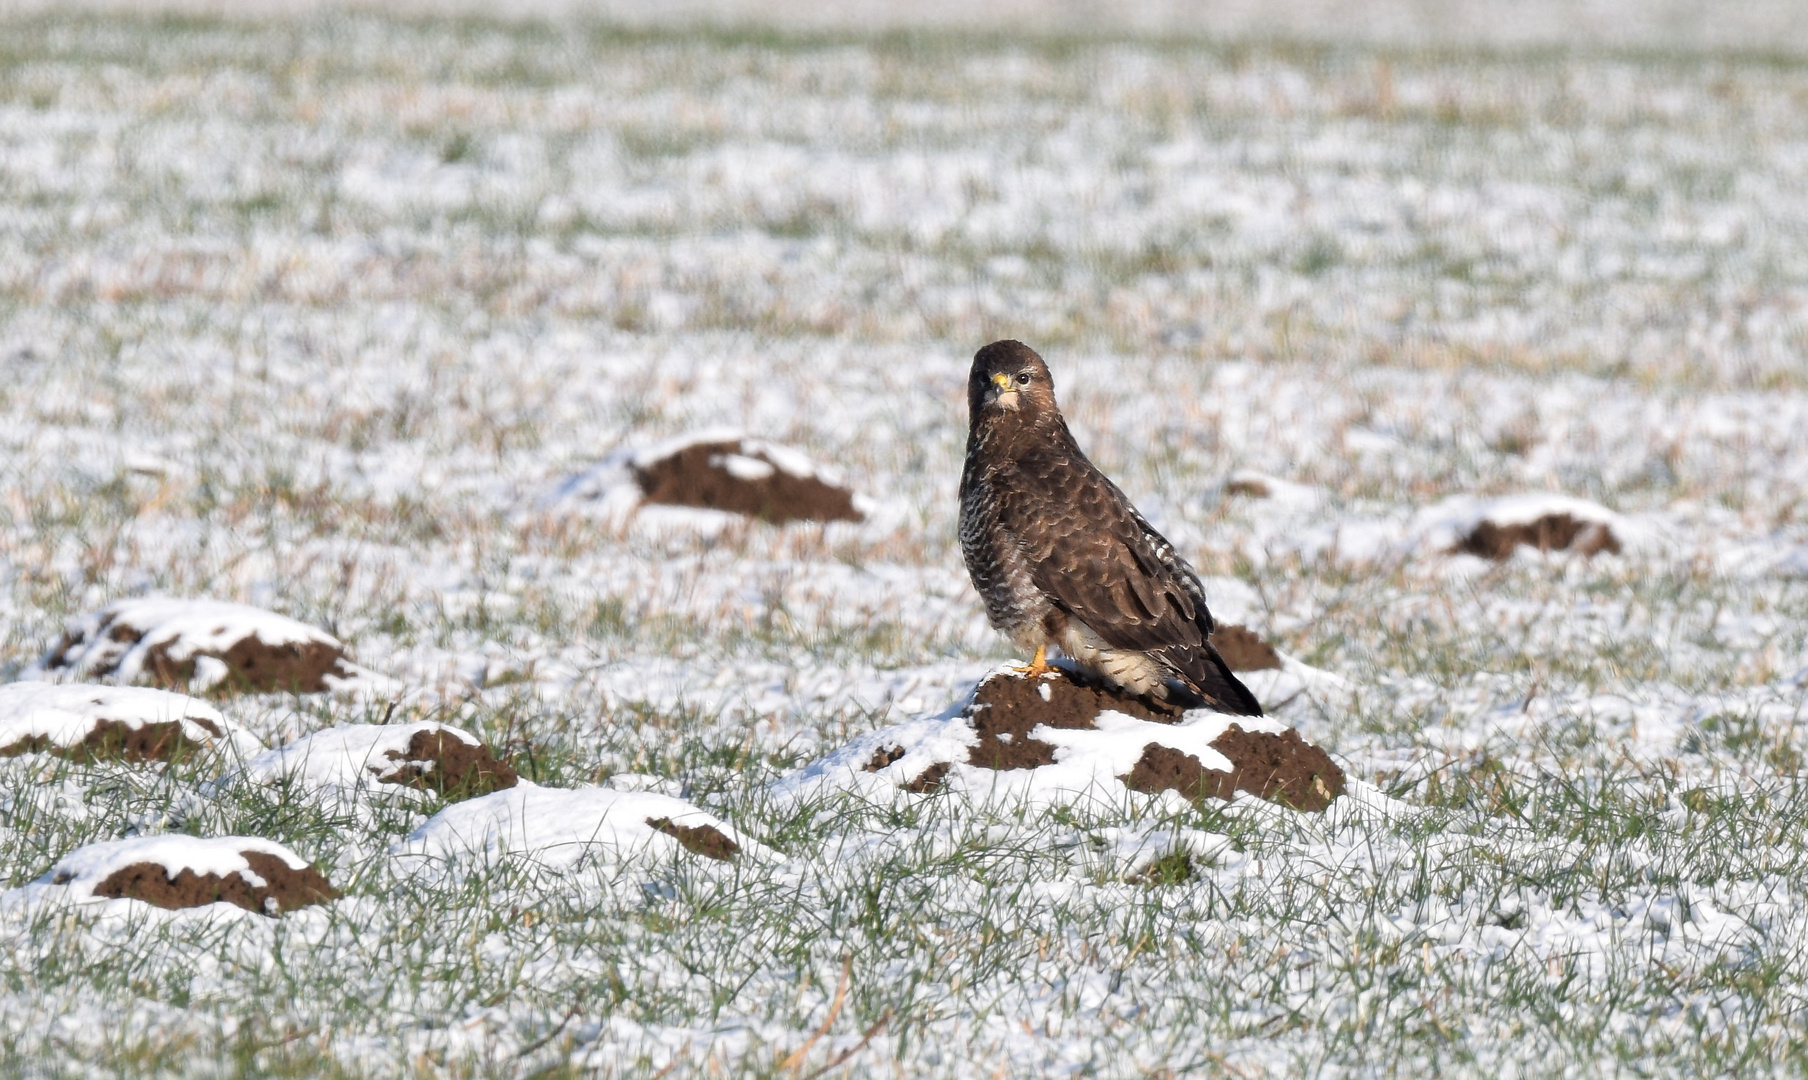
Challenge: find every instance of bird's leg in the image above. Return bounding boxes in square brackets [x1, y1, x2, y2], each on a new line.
[1012, 645, 1054, 678]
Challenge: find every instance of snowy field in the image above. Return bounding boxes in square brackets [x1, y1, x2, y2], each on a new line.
[4, 10, 1808, 1077]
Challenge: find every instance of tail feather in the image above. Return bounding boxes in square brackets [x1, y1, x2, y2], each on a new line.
[1160, 643, 1264, 716]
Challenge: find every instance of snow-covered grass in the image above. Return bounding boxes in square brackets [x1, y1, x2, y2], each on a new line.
[4, 11, 1808, 1077]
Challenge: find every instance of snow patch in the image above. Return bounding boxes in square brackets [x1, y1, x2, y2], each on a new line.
[714, 452, 776, 482]
[395, 782, 759, 871]
[1413, 492, 1639, 554]
[1222, 470, 1326, 509]
[229, 721, 484, 797]
[1270, 492, 1654, 567]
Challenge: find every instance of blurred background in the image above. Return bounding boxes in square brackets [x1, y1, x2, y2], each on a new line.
[7, 0, 1808, 52]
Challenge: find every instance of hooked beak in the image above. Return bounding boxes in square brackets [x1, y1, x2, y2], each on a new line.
[986, 371, 1017, 407]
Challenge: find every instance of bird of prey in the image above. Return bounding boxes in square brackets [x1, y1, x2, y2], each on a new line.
[959, 340, 1262, 716]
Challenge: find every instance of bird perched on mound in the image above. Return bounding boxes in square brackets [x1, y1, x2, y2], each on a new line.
[959, 340, 1262, 716]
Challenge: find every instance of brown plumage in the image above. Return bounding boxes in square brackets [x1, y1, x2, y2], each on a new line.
[958, 340, 1262, 716]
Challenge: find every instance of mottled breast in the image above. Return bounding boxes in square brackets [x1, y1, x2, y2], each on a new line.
[958, 455, 1047, 641]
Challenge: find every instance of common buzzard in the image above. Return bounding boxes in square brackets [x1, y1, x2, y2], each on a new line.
[959, 340, 1262, 716]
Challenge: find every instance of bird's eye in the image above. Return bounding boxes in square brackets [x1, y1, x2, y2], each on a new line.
[1015, 372, 1031, 385]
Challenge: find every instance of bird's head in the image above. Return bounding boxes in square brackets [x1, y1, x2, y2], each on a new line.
[968, 339, 1057, 426]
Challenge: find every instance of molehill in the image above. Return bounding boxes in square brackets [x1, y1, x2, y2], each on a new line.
[40, 598, 359, 694]
[375, 727, 519, 798]
[83, 851, 340, 916]
[1459, 512, 1621, 560]
[0, 716, 217, 764]
[631, 436, 863, 524]
[871, 667, 1345, 812]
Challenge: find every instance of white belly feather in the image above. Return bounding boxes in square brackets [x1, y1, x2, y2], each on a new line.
[1053, 617, 1169, 698]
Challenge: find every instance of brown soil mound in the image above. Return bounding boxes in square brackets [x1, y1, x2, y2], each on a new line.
[375, 729, 518, 799]
[1459, 515, 1621, 560]
[46, 614, 355, 693]
[631, 439, 863, 524]
[1210, 625, 1282, 672]
[144, 636, 350, 694]
[872, 668, 1342, 811]
[647, 817, 740, 861]
[1122, 726, 1344, 812]
[0, 717, 220, 764]
[965, 667, 1179, 771]
[88, 851, 339, 916]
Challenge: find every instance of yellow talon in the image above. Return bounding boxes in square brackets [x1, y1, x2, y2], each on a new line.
[1013, 645, 1054, 678]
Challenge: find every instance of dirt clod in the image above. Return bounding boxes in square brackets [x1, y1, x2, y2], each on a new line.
[91, 851, 339, 916]
[905, 762, 950, 793]
[0, 717, 219, 764]
[964, 667, 1179, 771]
[862, 741, 950, 790]
[1210, 625, 1282, 672]
[375, 728, 518, 799]
[1459, 515, 1621, 560]
[646, 817, 740, 861]
[864, 745, 906, 772]
[1121, 725, 1344, 812]
[631, 438, 863, 524]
